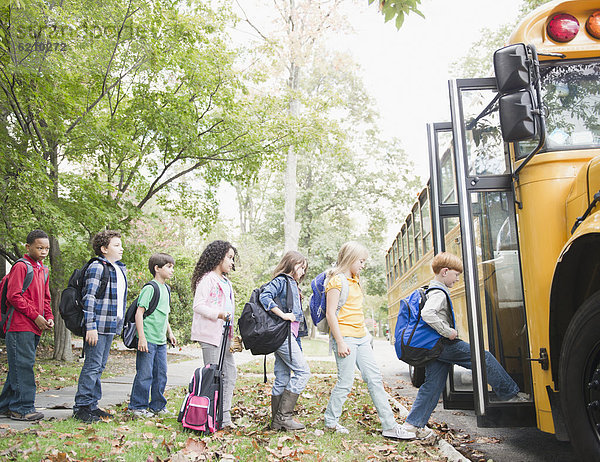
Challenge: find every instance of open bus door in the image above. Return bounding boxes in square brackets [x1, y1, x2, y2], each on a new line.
[428, 77, 536, 427]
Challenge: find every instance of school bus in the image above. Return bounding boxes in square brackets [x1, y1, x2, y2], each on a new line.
[386, 1, 600, 458]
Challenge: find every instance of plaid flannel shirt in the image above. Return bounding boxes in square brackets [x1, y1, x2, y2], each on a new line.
[82, 258, 127, 334]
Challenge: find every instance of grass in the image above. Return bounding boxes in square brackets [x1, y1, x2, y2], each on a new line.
[0, 371, 447, 461]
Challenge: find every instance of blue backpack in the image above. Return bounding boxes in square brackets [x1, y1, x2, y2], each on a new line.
[309, 271, 349, 332]
[394, 286, 454, 367]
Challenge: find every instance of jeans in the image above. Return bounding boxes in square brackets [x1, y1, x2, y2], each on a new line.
[406, 339, 520, 428]
[200, 337, 237, 426]
[129, 342, 168, 412]
[0, 331, 40, 415]
[74, 333, 114, 412]
[324, 334, 397, 431]
[272, 335, 311, 396]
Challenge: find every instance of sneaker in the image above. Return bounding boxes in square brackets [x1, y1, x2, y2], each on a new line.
[73, 407, 100, 423]
[222, 421, 237, 429]
[152, 408, 173, 417]
[0, 408, 10, 417]
[10, 411, 44, 421]
[507, 392, 530, 403]
[89, 408, 112, 418]
[383, 423, 435, 440]
[131, 408, 154, 418]
[325, 423, 349, 434]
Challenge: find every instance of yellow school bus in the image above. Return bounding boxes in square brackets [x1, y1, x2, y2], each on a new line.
[386, 1, 600, 458]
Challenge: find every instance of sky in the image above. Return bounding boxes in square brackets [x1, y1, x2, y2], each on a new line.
[224, 0, 524, 226]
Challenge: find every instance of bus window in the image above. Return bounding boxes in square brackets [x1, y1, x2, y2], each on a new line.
[407, 216, 415, 267]
[437, 131, 457, 204]
[517, 61, 600, 158]
[396, 235, 403, 277]
[413, 204, 422, 261]
[401, 227, 408, 273]
[421, 195, 432, 254]
[461, 88, 509, 176]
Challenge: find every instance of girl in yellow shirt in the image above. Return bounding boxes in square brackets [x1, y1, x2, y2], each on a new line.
[324, 241, 404, 439]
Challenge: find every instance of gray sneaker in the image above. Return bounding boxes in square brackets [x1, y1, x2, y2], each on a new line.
[131, 409, 154, 418]
[383, 423, 435, 440]
[507, 392, 530, 402]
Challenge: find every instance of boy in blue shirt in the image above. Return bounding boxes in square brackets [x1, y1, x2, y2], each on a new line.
[129, 253, 177, 417]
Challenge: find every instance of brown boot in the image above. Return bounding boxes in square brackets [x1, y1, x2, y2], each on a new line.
[272, 390, 305, 431]
[271, 394, 282, 429]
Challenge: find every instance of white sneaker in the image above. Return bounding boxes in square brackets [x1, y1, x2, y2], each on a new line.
[507, 392, 530, 403]
[325, 423, 349, 434]
[383, 423, 435, 440]
[152, 408, 173, 417]
[131, 409, 154, 418]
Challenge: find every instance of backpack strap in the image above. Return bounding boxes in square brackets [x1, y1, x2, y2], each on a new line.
[337, 275, 349, 312]
[142, 280, 161, 319]
[424, 286, 455, 329]
[2, 258, 35, 334]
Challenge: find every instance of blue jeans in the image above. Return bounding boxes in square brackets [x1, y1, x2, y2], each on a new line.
[74, 333, 114, 412]
[129, 342, 167, 411]
[272, 335, 311, 396]
[0, 331, 40, 415]
[324, 335, 397, 431]
[406, 339, 520, 428]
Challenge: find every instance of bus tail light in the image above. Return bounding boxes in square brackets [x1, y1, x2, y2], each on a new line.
[547, 13, 580, 42]
[587, 11, 600, 39]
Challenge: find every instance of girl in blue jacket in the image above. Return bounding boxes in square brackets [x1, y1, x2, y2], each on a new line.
[259, 250, 311, 431]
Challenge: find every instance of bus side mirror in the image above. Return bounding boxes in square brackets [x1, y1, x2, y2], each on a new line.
[498, 90, 537, 141]
[494, 44, 530, 93]
[493, 44, 539, 143]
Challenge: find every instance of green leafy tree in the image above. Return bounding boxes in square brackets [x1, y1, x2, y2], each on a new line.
[0, 0, 289, 359]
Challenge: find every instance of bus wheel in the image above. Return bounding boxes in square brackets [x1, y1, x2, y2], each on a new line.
[409, 365, 425, 388]
[560, 292, 600, 459]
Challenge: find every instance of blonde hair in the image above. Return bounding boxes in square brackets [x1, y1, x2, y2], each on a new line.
[272, 250, 308, 282]
[327, 241, 369, 280]
[431, 252, 463, 274]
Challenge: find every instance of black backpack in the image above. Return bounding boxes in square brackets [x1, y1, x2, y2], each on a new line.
[0, 258, 49, 338]
[238, 275, 294, 356]
[122, 281, 170, 349]
[59, 258, 110, 337]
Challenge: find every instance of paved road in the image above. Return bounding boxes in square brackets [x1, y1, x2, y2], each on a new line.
[375, 338, 579, 462]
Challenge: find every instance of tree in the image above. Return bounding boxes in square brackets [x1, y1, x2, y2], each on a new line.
[0, 0, 289, 359]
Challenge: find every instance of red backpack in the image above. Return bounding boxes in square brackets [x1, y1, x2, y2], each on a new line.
[0, 258, 49, 338]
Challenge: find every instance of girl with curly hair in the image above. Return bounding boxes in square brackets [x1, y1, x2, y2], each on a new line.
[190, 240, 238, 428]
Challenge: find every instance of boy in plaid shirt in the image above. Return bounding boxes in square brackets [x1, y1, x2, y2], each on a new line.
[73, 230, 127, 423]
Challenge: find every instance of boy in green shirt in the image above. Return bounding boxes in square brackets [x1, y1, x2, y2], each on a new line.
[129, 253, 177, 417]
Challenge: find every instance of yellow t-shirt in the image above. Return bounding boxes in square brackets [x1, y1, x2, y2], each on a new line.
[325, 274, 366, 338]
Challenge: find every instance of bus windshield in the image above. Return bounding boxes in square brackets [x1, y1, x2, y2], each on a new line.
[517, 59, 600, 157]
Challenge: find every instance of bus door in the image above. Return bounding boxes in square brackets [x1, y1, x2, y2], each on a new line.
[427, 121, 476, 410]
[446, 77, 536, 426]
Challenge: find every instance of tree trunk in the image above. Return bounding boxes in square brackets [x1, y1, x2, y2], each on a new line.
[284, 57, 300, 252]
[49, 236, 73, 361]
[48, 143, 73, 361]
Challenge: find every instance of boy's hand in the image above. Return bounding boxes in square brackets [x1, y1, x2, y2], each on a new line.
[448, 329, 458, 340]
[168, 334, 177, 347]
[86, 329, 99, 346]
[138, 337, 148, 353]
[46, 318, 54, 329]
[34, 315, 49, 330]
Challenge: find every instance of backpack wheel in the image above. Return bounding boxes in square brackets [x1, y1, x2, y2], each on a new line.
[409, 365, 426, 388]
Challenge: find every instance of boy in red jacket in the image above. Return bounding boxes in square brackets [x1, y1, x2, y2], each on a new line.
[0, 230, 53, 421]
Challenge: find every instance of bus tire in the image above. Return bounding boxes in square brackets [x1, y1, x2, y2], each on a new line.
[559, 291, 600, 461]
[409, 365, 426, 388]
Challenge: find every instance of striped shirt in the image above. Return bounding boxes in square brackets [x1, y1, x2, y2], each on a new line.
[82, 258, 127, 334]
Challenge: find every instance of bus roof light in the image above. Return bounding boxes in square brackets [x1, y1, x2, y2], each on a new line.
[547, 13, 580, 42]
[586, 11, 600, 39]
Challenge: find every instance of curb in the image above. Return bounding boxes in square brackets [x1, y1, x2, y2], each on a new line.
[389, 396, 469, 462]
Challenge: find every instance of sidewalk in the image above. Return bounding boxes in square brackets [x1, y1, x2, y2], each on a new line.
[0, 342, 256, 431]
